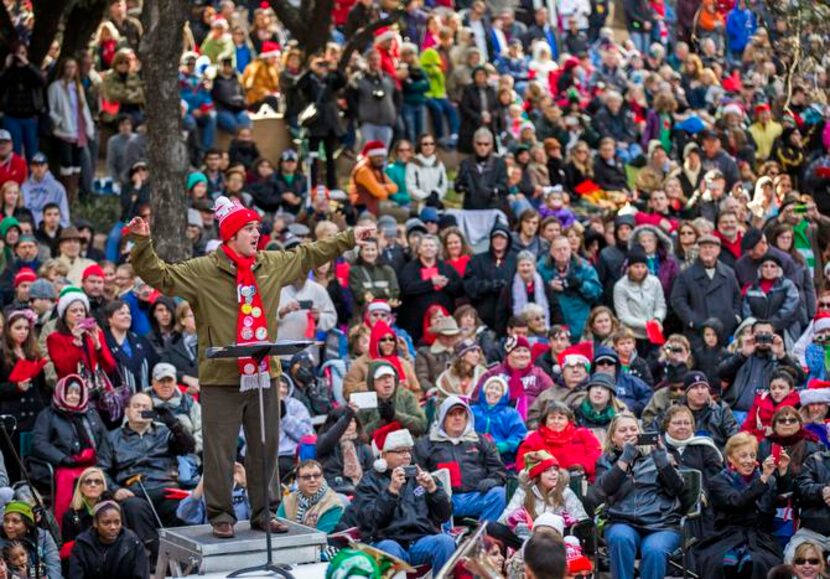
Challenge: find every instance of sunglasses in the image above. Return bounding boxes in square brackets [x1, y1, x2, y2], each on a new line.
[83, 478, 104, 486]
[573, 574, 593, 579]
[379, 337, 396, 343]
[595, 360, 615, 366]
[818, 301, 830, 308]
[794, 558, 821, 565]
[297, 473, 322, 481]
[777, 417, 799, 424]
[421, 141, 436, 146]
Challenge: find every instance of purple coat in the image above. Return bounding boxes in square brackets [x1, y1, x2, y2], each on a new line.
[628, 224, 680, 299]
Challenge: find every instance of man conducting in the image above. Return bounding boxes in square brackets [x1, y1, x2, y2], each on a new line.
[127, 196, 375, 538]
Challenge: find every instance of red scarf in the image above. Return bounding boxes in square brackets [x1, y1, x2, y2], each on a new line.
[369, 321, 406, 384]
[221, 245, 271, 391]
[504, 358, 533, 402]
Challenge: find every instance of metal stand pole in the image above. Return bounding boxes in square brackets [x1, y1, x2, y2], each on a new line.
[227, 359, 294, 579]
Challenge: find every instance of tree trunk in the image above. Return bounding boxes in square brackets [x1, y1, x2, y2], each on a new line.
[140, 0, 191, 262]
[60, 0, 108, 62]
[268, 0, 334, 61]
[29, 0, 67, 67]
[338, 10, 404, 74]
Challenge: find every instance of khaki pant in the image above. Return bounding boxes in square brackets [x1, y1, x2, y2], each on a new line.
[201, 383, 279, 525]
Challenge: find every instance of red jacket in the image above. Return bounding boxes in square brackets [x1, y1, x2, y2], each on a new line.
[517, 422, 602, 481]
[0, 153, 28, 186]
[46, 330, 117, 379]
[740, 389, 802, 441]
[634, 211, 678, 232]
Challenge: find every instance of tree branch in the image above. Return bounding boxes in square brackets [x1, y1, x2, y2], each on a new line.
[337, 10, 404, 74]
[0, 1, 18, 48]
[303, 0, 335, 58]
[60, 0, 108, 60]
[29, 0, 68, 67]
[267, 0, 304, 39]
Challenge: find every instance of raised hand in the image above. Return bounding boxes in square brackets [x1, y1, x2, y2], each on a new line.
[354, 223, 378, 247]
[126, 216, 150, 237]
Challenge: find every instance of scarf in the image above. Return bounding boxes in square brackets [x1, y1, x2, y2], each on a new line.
[504, 359, 533, 412]
[664, 432, 723, 461]
[295, 482, 330, 523]
[578, 399, 615, 425]
[221, 245, 271, 391]
[512, 272, 550, 327]
[340, 436, 363, 485]
[369, 321, 406, 383]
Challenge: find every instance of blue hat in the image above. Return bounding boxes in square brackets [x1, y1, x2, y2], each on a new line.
[419, 207, 439, 223]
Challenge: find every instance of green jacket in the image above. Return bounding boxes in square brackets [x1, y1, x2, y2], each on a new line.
[358, 361, 428, 436]
[384, 161, 410, 206]
[130, 230, 355, 386]
[420, 48, 446, 99]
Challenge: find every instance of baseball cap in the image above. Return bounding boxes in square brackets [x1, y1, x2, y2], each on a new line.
[373, 364, 397, 380]
[0, 130, 11, 142]
[152, 363, 177, 381]
[31, 152, 48, 165]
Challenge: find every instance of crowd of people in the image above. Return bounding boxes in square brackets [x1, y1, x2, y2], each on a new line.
[0, 0, 829, 577]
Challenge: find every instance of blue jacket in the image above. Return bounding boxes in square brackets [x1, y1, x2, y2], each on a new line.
[537, 255, 602, 340]
[471, 392, 528, 460]
[726, 3, 757, 54]
[121, 291, 152, 337]
[806, 343, 827, 382]
[593, 347, 653, 417]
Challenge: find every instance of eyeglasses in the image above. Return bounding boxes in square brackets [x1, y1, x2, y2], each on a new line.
[794, 558, 821, 565]
[421, 141, 435, 147]
[679, 230, 696, 236]
[595, 360, 615, 366]
[819, 301, 830, 309]
[385, 448, 412, 455]
[298, 473, 322, 481]
[379, 337, 396, 343]
[572, 574, 594, 579]
[777, 417, 799, 424]
[83, 478, 104, 486]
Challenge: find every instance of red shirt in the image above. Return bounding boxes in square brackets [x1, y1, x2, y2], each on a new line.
[46, 329, 117, 379]
[714, 230, 742, 259]
[0, 153, 28, 186]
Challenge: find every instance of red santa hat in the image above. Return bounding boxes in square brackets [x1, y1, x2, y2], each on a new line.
[564, 536, 593, 574]
[801, 379, 830, 406]
[214, 196, 261, 242]
[814, 312, 830, 334]
[754, 102, 771, 116]
[13, 268, 37, 289]
[373, 26, 395, 45]
[371, 421, 414, 472]
[557, 342, 594, 369]
[82, 264, 105, 281]
[360, 140, 388, 159]
[259, 41, 281, 59]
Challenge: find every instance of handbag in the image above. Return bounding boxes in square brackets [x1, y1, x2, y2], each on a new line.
[78, 342, 131, 426]
[298, 77, 326, 128]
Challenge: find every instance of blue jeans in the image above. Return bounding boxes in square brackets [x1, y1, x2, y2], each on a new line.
[401, 103, 424, 143]
[360, 123, 394, 149]
[3, 115, 39, 163]
[616, 143, 643, 165]
[184, 110, 217, 151]
[606, 523, 681, 579]
[216, 109, 252, 135]
[374, 534, 456, 572]
[628, 30, 650, 54]
[452, 487, 506, 522]
[424, 98, 459, 139]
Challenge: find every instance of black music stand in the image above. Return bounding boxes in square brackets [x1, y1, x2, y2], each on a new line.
[206, 340, 314, 579]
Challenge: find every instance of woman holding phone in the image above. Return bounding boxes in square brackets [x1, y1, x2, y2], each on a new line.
[594, 412, 684, 579]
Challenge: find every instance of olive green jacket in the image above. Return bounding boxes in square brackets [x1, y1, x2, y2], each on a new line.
[130, 231, 355, 386]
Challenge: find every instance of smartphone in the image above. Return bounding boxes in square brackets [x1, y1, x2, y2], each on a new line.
[771, 443, 782, 465]
[140, 410, 157, 420]
[793, 204, 808, 214]
[297, 300, 313, 310]
[402, 466, 418, 478]
[77, 317, 97, 331]
[636, 432, 660, 447]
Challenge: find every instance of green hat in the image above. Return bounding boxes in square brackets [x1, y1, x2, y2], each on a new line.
[326, 549, 381, 579]
[3, 501, 34, 524]
[186, 171, 208, 191]
[0, 216, 21, 238]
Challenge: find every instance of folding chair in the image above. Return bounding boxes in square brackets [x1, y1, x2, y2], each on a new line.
[667, 468, 704, 579]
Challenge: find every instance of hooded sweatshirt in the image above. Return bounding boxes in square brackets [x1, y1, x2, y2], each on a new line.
[21, 170, 71, 227]
[471, 376, 528, 459]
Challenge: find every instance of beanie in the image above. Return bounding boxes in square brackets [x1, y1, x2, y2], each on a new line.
[3, 500, 33, 524]
[505, 335, 531, 355]
[361, 140, 388, 159]
[740, 227, 764, 252]
[82, 264, 106, 281]
[29, 279, 56, 300]
[213, 196, 261, 242]
[587, 372, 617, 394]
[57, 285, 90, 319]
[371, 421, 414, 472]
[186, 171, 208, 191]
[522, 450, 560, 480]
[627, 251, 648, 268]
[13, 268, 37, 289]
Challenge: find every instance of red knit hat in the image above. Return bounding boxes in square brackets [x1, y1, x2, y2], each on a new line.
[523, 450, 560, 479]
[82, 264, 105, 281]
[13, 268, 37, 288]
[505, 335, 531, 355]
[214, 196, 261, 242]
[361, 140, 388, 159]
[565, 536, 593, 573]
[754, 103, 771, 116]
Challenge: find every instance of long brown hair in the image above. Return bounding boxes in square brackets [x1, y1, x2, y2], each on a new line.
[523, 467, 569, 519]
[3, 312, 41, 367]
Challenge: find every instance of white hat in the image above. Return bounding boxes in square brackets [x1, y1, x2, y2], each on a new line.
[57, 286, 90, 319]
[532, 513, 565, 536]
[373, 365, 396, 380]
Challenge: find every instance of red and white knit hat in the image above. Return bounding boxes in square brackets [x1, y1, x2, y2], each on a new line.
[801, 379, 830, 406]
[372, 421, 414, 472]
[564, 536, 593, 574]
[360, 140, 388, 159]
[214, 196, 261, 242]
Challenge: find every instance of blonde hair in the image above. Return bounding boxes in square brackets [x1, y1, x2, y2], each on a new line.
[724, 432, 758, 459]
[603, 412, 639, 453]
[174, 301, 192, 334]
[70, 467, 108, 511]
[791, 541, 826, 572]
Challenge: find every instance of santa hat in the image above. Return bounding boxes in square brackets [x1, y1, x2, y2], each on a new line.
[522, 450, 559, 480]
[557, 342, 594, 368]
[801, 379, 830, 406]
[373, 26, 395, 45]
[57, 285, 90, 319]
[13, 268, 37, 289]
[82, 264, 105, 281]
[814, 312, 830, 334]
[367, 299, 391, 314]
[755, 102, 771, 116]
[360, 140, 388, 159]
[214, 196, 261, 242]
[371, 422, 414, 472]
[564, 536, 593, 573]
[259, 41, 281, 59]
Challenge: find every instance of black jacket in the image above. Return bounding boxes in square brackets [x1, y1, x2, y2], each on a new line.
[455, 155, 509, 210]
[160, 333, 199, 382]
[296, 70, 346, 138]
[250, 172, 308, 215]
[669, 260, 742, 345]
[718, 351, 805, 413]
[596, 242, 628, 304]
[689, 401, 739, 448]
[593, 157, 629, 190]
[316, 407, 374, 494]
[458, 84, 500, 154]
[0, 360, 49, 433]
[68, 527, 149, 579]
[211, 74, 247, 113]
[413, 435, 506, 494]
[342, 469, 452, 544]
[463, 223, 517, 330]
[397, 259, 462, 343]
[795, 451, 830, 536]
[0, 63, 45, 117]
[31, 406, 110, 483]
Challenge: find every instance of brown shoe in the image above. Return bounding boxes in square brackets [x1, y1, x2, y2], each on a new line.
[212, 522, 235, 539]
[251, 518, 289, 534]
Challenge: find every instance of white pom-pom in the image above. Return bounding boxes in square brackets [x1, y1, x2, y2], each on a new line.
[373, 458, 388, 473]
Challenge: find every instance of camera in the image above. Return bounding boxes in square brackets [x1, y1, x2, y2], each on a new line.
[636, 432, 660, 446]
[140, 410, 157, 420]
[402, 466, 418, 478]
[372, 89, 385, 99]
[666, 345, 683, 354]
[755, 333, 774, 345]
